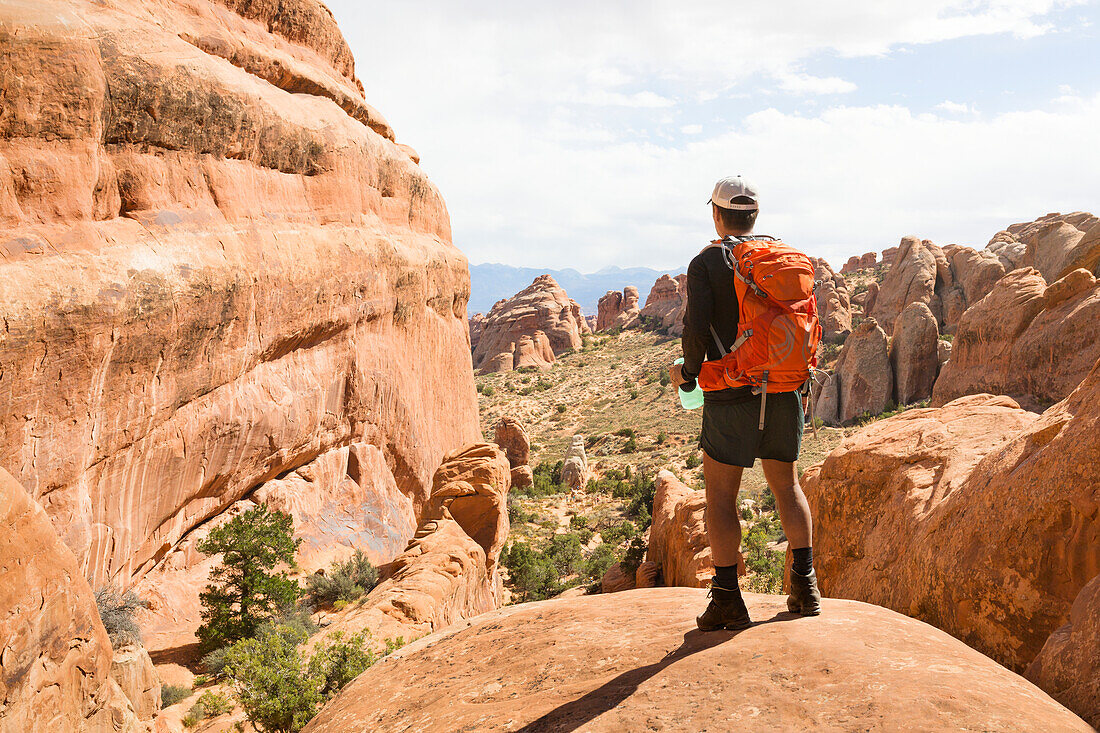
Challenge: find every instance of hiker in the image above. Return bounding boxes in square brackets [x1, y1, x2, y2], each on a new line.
[669, 175, 822, 631]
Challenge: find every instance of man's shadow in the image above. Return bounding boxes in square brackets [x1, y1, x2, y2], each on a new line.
[516, 611, 797, 733]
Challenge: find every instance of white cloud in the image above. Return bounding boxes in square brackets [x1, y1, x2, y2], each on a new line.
[778, 73, 858, 95]
[324, 0, 1094, 273]
[936, 100, 974, 113]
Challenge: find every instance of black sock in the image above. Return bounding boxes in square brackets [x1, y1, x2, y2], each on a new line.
[714, 564, 741, 591]
[792, 547, 813, 575]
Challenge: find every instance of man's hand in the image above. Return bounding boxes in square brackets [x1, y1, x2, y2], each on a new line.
[669, 363, 687, 389]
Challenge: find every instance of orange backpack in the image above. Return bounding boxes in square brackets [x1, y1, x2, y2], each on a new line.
[697, 236, 822, 427]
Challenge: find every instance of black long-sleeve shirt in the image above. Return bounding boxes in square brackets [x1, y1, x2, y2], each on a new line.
[681, 241, 755, 403]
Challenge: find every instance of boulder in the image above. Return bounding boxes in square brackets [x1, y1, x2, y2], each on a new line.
[0, 468, 140, 731]
[811, 258, 852, 342]
[510, 465, 533, 490]
[938, 339, 953, 368]
[0, 0, 480, 662]
[646, 471, 711, 587]
[804, 361, 1100, 672]
[890, 302, 940, 405]
[634, 561, 659, 589]
[493, 416, 530, 469]
[870, 236, 942, 331]
[990, 212, 1100, 284]
[596, 286, 641, 331]
[931, 268, 1100, 410]
[863, 281, 880, 314]
[830, 318, 893, 424]
[302, 589, 1092, 732]
[811, 372, 840, 426]
[1026, 573, 1100, 728]
[560, 435, 589, 492]
[425, 444, 511, 579]
[600, 563, 636, 594]
[472, 275, 585, 373]
[638, 274, 686, 335]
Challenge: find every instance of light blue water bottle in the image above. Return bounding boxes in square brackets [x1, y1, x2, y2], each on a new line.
[674, 358, 704, 410]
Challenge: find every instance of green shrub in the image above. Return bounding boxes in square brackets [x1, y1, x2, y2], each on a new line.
[569, 514, 589, 530]
[629, 389, 639, 400]
[196, 505, 301, 653]
[94, 587, 148, 649]
[685, 452, 701, 469]
[556, 403, 567, 413]
[656, 431, 668, 445]
[481, 385, 495, 397]
[184, 690, 234, 726]
[622, 437, 637, 453]
[760, 486, 776, 511]
[305, 550, 378, 609]
[742, 518, 784, 594]
[583, 543, 617, 581]
[659, 371, 671, 387]
[201, 645, 231, 677]
[614, 427, 635, 438]
[600, 521, 637, 547]
[161, 684, 192, 709]
[223, 622, 319, 733]
[501, 542, 562, 602]
[307, 632, 375, 700]
[741, 504, 755, 522]
[620, 536, 647, 577]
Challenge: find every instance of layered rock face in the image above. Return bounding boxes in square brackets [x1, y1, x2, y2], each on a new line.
[471, 275, 585, 373]
[932, 267, 1100, 410]
[1026, 573, 1100, 728]
[841, 252, 878, 273]
[0, 468, 141, 732]
[811, 257, 852, 342]
[638, 273, 687, 335]
[816, 318, 893, 425]
[303, 589, 1091, 732]
[646, 471, 711, 587]
[0, 0, 478, 631]
[987, 212, 1100, 283]
[596, 286, 641, 331]
[315, 443, 510, 646]
[804, 363, 1100, 672]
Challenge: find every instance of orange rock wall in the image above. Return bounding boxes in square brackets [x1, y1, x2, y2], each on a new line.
[0, 0, 478, 600]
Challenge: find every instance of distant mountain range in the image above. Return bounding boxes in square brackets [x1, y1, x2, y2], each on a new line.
[469, 263, 687, 315]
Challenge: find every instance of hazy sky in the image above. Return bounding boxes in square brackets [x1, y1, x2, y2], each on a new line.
[327, 1, 1100, 272]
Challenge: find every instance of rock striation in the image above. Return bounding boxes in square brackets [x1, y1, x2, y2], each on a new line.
[0, 0, 480, 664]
[987, 212, 1100, 283]
[931, 267, 1100, 410]
[646, 471, 711, 587]
[804, 361, 1100, 672]
[0, 468, 141, 732]
[302, 589, 1092, 732]
[1026, 573, 1100, 728]
[596, 286, 641, 331]
[638, 274, 687, 335]
[471, 275, 586, 373]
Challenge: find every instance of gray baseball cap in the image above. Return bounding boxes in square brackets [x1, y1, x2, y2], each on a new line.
[708, 175, 759, 210]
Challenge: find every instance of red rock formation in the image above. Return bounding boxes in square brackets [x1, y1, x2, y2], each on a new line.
[468, 312, 487, 353]
[810, 258, 852, 342]
[881, 245, 900, 267]
[863, 281, 880, 314]
[840, 251, 879, 274]
[596, 286, 641, 331]
[639, 274, 686, 335]
[0, 468, 141, 731]
[932, 268, 1100, 410]
[493, 417, 530, 469]
[646, 471, 711, 587]
[870, 236, 943, 331]
[600, 563, 636, 593]
[110, 644, 161, 722]
[804, 362, 1100, 672]
[890, 302, 939, 405]
[1026, 573, 1100, 728]
[303, 589, 1092, 732]
[471, 275, 585, 373]
[988, 212, 1100, 283]
[560, 435, 589, 492]
[820, 318, 893, 424]
[0, 0, 479, 657]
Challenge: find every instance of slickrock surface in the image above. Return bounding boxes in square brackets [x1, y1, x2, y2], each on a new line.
[805, 365, 1100, 671]
[471, 275, 585, 373]
[302, 588, 1091, 732]
[646, 471, 711, 587]
[932, 267, 1100, 410]
[0, 468, 141, 732]
[0, 0, 479, 666]
[638, 273, 687, 335]
[819, 318, 893, 424]
[811, 257, 852, 342]
[890, 302, 939, 405]
[1026, 573, 1100, 728]
[596, 286, 641, 331]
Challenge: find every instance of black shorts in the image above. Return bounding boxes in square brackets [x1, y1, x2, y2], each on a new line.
[700, 391, 804, 468]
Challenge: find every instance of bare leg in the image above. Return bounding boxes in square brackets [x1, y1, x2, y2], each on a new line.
[760, 459, 812, 548]
[703, 453, 745, 569]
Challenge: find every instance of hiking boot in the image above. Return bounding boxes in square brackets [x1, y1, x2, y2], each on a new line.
[787, 568, 822, 616]
[696, 581, 753, 631]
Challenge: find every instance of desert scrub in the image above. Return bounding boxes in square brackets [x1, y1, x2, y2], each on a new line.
[304, 550, 378, 609]
[161, 684, 193, 708]
[742, 516, 784, 594]
[94, 587, 148, 649]
[182, 690, 233, 727]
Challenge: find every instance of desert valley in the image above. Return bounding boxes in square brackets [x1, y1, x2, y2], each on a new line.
[1, 1, 1098, 732]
